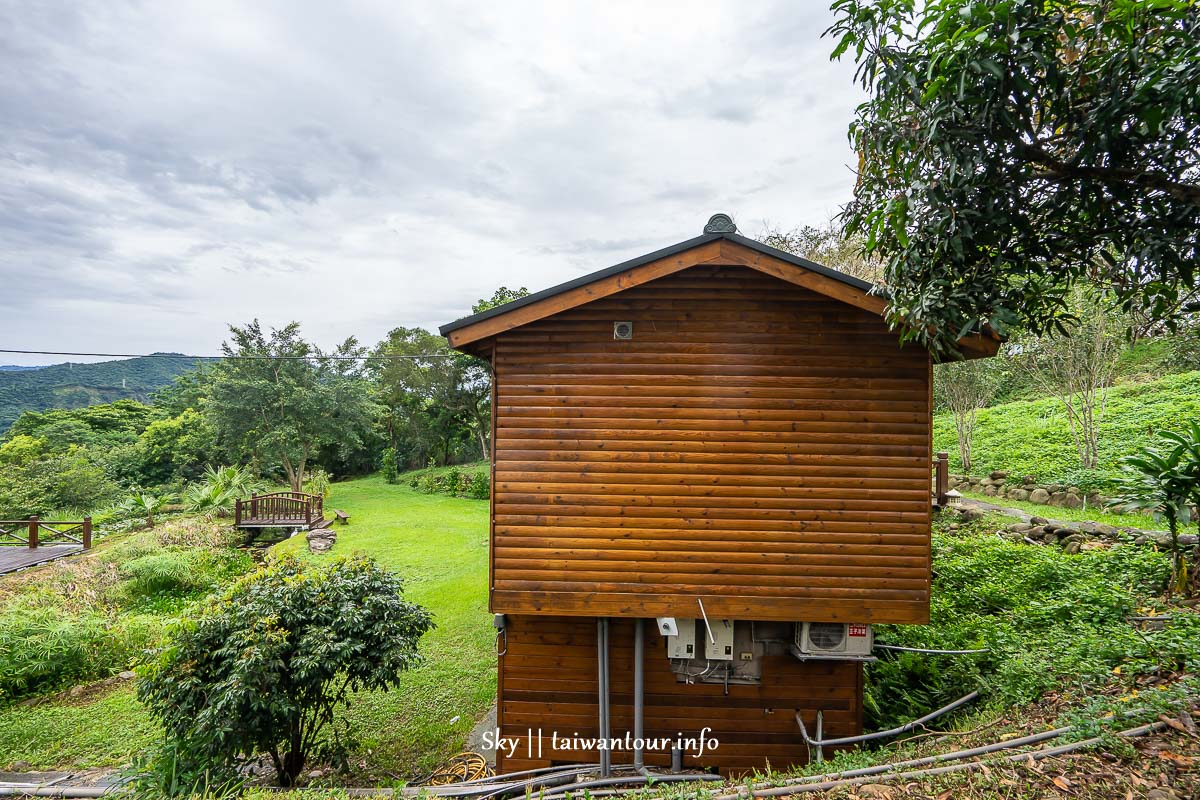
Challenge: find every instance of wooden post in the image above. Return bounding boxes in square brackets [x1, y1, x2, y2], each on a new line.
[28, 516, 38, 549]
[235, 497, 242, 527]
[82, 517, 92, 550]
[251, 492, 258, 520]
[934, 452, 950, 507]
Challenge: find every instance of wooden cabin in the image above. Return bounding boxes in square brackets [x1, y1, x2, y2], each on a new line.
[440, 214, 998, 775]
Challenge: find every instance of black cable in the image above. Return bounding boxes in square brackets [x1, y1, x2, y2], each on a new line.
[0, 350, 456, 362]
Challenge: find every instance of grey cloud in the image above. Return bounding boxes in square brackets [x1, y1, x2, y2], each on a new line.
[0, 1, 864, 365]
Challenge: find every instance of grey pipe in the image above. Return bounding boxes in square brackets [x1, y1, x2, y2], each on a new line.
[0, 791, 114, 798]
[729, 720, 1166, 799]
[873, 644, 989, 655]
[597, 617, 612, 778]
[797, 690, 980, 748]
[633, 618, 645, 771]
[538, 772, 723, 800]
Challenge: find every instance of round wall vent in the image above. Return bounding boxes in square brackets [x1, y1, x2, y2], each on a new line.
[613, 321, 633, 340]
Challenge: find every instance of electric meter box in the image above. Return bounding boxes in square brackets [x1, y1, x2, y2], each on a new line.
[704, 619, 735, 661]
[666, 619, 697, 659]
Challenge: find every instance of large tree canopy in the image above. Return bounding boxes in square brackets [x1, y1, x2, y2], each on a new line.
[208, 321, 378, 491]
[829, 0, 1200, 356]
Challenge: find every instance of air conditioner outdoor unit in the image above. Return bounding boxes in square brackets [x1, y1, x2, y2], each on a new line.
[792, 622, 875, 661]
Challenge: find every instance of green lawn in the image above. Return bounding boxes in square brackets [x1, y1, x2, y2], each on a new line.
[0, 475, 494, 778]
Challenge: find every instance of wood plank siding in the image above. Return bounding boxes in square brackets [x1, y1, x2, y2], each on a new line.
[497, 615, 863, 775]
[490, 264, 933, 624]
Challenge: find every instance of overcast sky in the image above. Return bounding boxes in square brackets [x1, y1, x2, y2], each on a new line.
[0, 1, 865, 366]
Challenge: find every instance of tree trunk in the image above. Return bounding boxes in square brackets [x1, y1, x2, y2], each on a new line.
[294, 458, 307, 493]
[279, 726, 305, 787]
[281, 454, 298, 493]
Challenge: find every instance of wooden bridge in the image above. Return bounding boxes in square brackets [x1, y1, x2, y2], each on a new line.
[0, 517, 93, 575]
[234, 492, 327, 530]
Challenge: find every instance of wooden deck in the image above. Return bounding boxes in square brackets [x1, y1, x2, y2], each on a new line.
[0, 544, 84, 575]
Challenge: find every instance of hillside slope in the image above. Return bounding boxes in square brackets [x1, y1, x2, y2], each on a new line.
[0, 355, 201, 432]
[934, 370, 1200, 486]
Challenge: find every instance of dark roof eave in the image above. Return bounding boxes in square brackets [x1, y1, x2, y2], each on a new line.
[438, 231, 879, 337]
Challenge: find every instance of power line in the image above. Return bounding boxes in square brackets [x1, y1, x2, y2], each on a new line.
[0, 348, 456, 361]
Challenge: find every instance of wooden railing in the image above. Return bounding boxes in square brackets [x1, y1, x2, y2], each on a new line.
[933, 451, 950, 507]
[234, 492, 322, 527]
[0, 517, 92, 549]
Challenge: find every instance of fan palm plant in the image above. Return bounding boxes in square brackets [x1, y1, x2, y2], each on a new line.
[124, 492, 173, 529]
[1111, 422, 1200, 597]
[182, 482, 236, 519]
[200, 465, 261, 498]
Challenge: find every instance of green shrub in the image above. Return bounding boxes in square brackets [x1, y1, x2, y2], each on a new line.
[465, 471, 490, 500]
[402, 463, 489, 499]
[381, 448, 399, 484]
[138, 555, 434, 788]
[119, 549, 253, 600]
[864, 531, 1185, 729]
[102, 531, 169, 565]
[0, 596, 163, 700]
[302, 468, 331, 499]
[443, 468, 464, 495]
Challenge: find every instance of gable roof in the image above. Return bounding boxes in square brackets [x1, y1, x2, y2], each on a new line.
[440, 217, 1000, 359]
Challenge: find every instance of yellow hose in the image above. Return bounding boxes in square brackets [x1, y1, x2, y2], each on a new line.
[423, 751, 494, 785]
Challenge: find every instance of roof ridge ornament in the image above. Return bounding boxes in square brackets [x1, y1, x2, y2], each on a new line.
[703, 213, 737, 234]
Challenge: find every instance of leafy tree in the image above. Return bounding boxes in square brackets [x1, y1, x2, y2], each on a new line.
[472, 286, 529, 314]
[207, 321, 379, 491]
[152, 365, 218, 418]
[7, 400, 156, 450]
[757, 219, 882, 283]
[1015, 289, 1125, 469]
[934, 358, 1004, 473]
[381, 447, 399, 484]
[0, 355, 196, 432]
[0, 434, 47, 465]
[137, 408, 217, 485]
[371, 327, 486, 464]
[1112, 423, 1200, 597]
[828, 0, 1200, 356]
[0, 442, 118, 519]
[138, 555, 434, 787]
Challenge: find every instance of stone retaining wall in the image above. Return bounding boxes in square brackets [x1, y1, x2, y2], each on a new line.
[948, 471, 1117, 511]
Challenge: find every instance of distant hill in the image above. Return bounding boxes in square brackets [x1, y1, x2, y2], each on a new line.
[0, 354, 204, 432]
[0, 365, 45, 372]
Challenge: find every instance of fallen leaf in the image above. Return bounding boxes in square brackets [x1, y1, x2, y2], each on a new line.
[1053, 775, 1071, 790]
[935, 790, 953, 800]
[859, 785, 896, 799]
[1156, 751, 1196, 766]
[1159, 714, 1196, 737]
